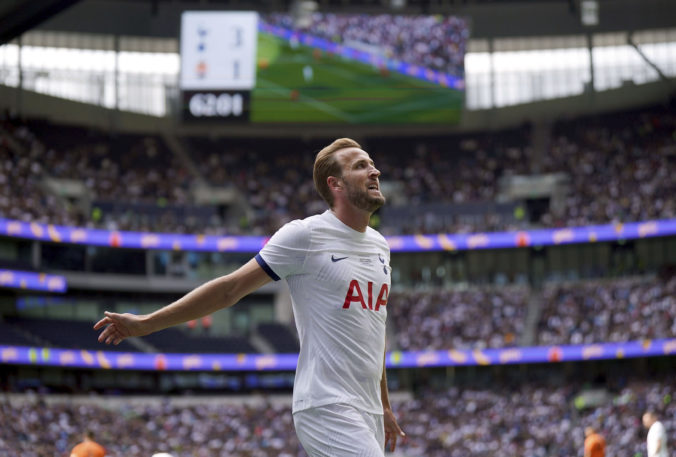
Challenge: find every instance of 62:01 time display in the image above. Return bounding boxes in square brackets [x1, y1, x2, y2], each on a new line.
[187, 92, 246, 118]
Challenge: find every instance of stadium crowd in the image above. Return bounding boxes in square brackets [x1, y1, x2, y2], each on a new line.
[185, 137, 324, 235]
[537, 275, 676, 346]
[6, 274, 673, 354]
[1, 377, 674, 457]
[1, 105, 674, 236]
[262, 13, 469, 77]
[387, 274, 675, 351]
[373, 106, 675, 234]
[0, 117, 197, 233]
[0, 118, 75, 227]
[388, 286, 529, 351]
[395, 378, 676, 457]
[0, 396, 303, 457]
[539, 107, 676, 228]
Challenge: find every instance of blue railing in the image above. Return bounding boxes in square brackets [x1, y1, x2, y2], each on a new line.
[0, 269, 67, 293]
[1, 218, 674, 252]
[1, 338, 674, 371]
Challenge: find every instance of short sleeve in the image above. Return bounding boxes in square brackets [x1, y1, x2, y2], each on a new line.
[256, 220, 310, 281]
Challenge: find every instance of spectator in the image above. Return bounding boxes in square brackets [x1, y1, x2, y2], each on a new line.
[584, 426, 605, 457]
[70, 430, 106, 457]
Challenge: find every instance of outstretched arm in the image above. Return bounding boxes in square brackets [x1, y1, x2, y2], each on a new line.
[381, 350, 405, 452]
[94, 258, 272, 345]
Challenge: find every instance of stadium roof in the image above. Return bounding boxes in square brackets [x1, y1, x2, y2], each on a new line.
[0, 0, 80, 45]
[1, 0, 675, 44]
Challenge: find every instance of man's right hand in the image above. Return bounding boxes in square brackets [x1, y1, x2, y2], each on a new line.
[94, 311, 149, 345]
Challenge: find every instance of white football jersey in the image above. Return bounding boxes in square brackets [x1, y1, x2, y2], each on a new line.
[256, 210, 391, 414]
[647, 421, 668, 457]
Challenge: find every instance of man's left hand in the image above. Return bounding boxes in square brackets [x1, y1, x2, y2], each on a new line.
[384, 407, 406, 452]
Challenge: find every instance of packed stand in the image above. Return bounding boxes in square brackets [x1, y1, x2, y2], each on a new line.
[25, 122, 191, 208]
[373, 105, 675, 234]
[185, 127, 534, 236]
[185, 137, 326, 236]
[539, 105, 676, 227]
[0, 397, 304, 457]
[537, 275, 676, 346]
[0, 117, 78, 226]
[2, 378, 675, 457]
[262, 13, 469, 77]
[0, 116, 201, 234]
[390, 273, 676, 352]
[370, 126, 533, 235]
[26, 120, 198, 233]
[2, 105, 675, 236]
[388, 286, 529, 351]
[393, 378, 676, 457]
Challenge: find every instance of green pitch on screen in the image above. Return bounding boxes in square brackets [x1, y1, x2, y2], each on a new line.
[251, 33, 464, 124]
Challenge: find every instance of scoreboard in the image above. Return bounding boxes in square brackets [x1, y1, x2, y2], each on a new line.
[180, 11, 258, 121]
[178, 11, 467, 124]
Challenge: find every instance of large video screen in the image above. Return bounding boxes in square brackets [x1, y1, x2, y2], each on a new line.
[180, 11, 469, 124]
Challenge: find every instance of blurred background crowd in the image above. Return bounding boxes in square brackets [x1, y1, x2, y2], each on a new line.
[262, 13, 469, 76]
[1, 104, 674, 237]
[2, 376, 674, 457]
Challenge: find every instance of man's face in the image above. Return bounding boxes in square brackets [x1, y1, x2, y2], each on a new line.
[336, 147, 385, 213]
[643, 414, 652, 429]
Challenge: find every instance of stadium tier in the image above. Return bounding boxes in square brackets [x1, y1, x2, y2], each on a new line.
[537, 276, 676, 346]
[1, 375, 675, 457]
[1, 274, 674, 358]
[1, 105, 674, 236]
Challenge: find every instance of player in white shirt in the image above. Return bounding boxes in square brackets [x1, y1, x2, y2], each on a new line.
[94, 138, 406, 456]
[643, 411, 669, 457]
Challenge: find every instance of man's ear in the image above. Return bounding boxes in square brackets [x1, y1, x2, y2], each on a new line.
[328, 176, 342, 191]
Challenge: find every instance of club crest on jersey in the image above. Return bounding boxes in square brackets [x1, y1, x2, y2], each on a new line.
[342, 280, 389, 311]
[378, 254, 389, 275]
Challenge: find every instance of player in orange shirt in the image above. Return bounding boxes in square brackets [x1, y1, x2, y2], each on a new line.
[584, 426, 606, 457]
[70, 430, 106, 457]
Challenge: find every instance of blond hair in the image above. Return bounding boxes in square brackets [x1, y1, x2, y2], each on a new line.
[313, 138, 361, 207]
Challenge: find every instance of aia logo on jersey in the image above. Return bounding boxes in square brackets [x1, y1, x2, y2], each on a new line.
[342, 280, 389, 311]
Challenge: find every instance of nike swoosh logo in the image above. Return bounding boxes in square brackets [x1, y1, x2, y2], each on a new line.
[331, 255, 348, 262]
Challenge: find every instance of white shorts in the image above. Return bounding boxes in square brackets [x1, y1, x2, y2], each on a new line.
[293, 403, 385, 457]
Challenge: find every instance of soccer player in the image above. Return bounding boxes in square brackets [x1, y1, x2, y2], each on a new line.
[643, 411, 669, 457]
[583, 426, 606, 457]
[70, 430, 106, 457]
[94, 138, 406, 456]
